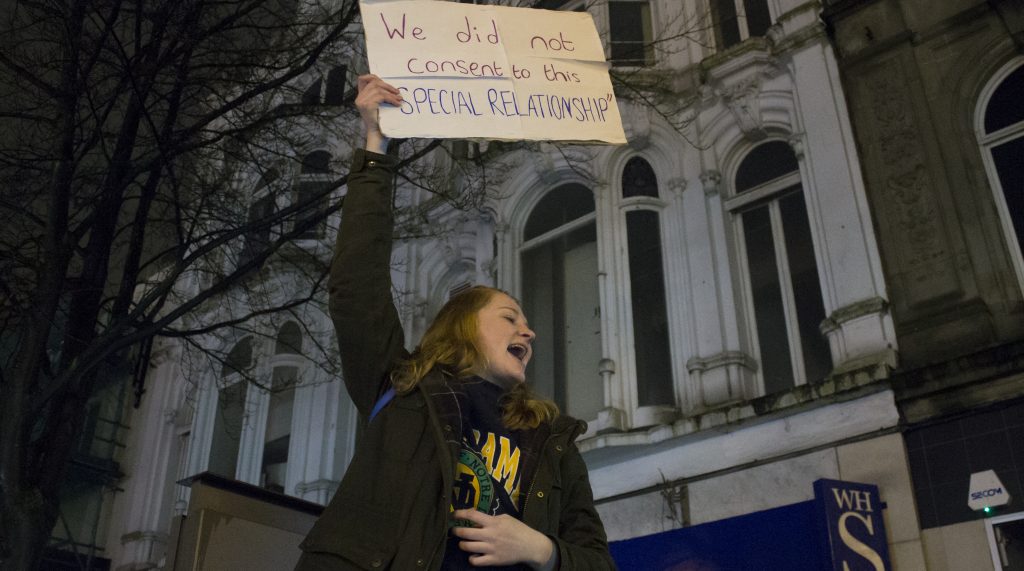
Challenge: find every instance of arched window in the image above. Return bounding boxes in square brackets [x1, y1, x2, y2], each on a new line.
[275, 321, 303, 355]
[293, 150, 332, 239]
[621, 157, 673, 407]
[520, 184, 603, 420]
[979, 60, 1024, 291]
[210, 337, 252, 479]
[726, 141, 831, 394]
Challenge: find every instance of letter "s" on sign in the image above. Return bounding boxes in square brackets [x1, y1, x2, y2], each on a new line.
[838, 512, 886, 571]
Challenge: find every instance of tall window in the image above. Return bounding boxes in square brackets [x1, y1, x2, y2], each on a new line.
[710, 0, 772, 51]
[979, 61, 1024, 292]
[521, 185, 603, 420]
[608, 1, 654, 66]
[293, 150, 331, 240]
[621, 158, 674, 406]
[262, 322, 302, 493]
[209, 338, 252, 479]
[727, 141, 831, 394]
[240, 169, 279, 267]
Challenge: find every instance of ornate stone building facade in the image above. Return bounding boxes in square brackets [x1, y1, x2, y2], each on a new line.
[59, 0, 1023, 569]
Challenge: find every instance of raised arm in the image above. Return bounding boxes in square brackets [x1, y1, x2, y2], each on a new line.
[328, 75, 406, 416]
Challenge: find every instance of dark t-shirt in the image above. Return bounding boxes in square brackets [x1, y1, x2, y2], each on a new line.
[441, 377, 533, 571]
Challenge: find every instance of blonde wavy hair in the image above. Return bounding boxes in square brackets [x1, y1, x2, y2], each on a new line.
[391, 285, 558, 430]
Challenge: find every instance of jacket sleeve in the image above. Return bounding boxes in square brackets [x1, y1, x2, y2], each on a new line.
[552, 446, 618, 570]
[329, 148, 406, 416]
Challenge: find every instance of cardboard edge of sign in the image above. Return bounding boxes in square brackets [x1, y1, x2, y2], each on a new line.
[378, 131, 628, 145]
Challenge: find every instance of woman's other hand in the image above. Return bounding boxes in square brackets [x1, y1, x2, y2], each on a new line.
[354, 74, 402, 154]
[451, 509, 557, 570]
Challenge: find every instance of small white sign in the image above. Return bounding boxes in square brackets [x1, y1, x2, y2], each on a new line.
[968, 469, 1012, 511]
[360, 0, 626, 144]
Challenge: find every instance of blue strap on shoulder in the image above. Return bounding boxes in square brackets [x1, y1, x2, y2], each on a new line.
[368, 386, 396, 422]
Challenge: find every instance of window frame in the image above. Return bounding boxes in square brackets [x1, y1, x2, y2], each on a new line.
[616, 156, 677, 418]
[606, 0, 656, 68]
[725, 144, 825, 393]
[518, 185, 602, 422]
[710, 0, 774, 52]
[198, 329, 307, 494]
[976, 58, 1024, 296]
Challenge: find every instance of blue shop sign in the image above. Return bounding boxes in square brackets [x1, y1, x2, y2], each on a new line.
[609, 478, 892, 570]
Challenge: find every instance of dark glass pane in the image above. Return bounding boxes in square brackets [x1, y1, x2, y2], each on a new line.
[622, 157, 659, 198]
[743, 0, 772, 38]
[992, 136, 1024, 256]
[324, 65, 348, 106]
[609, 2, 653, 66]
[301, 150, 331, 174]
[241, 194, 275, 266]
[735, 141, 799, 193]
[209, 382, 247, 478]
[523, 184, 595, 240]
[275, 322, 303, 354]
[985, 65, 1024, 134]
[626, 211, 673, 406]
[712, 0, 740, 50]
[522, 241, 557, 405]
[263, 366, 296, 493]
[302, 77, 322, 105]
[256, 168, 280, 190]
[522, 223, 601, 419]
[743, 207, 793, 393]
[222, 337, 253, 378]
[293, 180, 329, 239]
[779, 192, 832, 382]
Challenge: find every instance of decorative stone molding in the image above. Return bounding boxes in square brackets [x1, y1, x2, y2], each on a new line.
[765, 23, 785, 46]
[700, 170, 722, 197]
[666, 177, 687, 197]
[685, 351, 757, 374]
[721, 78, 768, 139]
[702, 45, 783, 139]
[149, 343, 175, 367]
[828, 349, 897, 382]
[117, 530, 168, 571]
[621, 103, 652, 151]
[686, 351, 757, 407]
[819, 296, 889, 334]
[531, 150, 560, 186]
[480, 258, 498, 280]
[787, 133, 805, 160]
[295, 478, 340, 505]
[412, 296, 428, 319]
[594, 407, 628, 434]
[493, 220, 510, 241]
[865, 64, 957, 304]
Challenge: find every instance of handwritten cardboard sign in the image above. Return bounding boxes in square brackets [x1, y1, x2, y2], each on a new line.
[360, 0, 626, 144]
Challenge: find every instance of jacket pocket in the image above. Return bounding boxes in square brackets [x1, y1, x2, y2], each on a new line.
[301, 494, 398, 569]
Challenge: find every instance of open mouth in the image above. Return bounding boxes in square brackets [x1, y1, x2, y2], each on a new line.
[507, 344, 528, 362]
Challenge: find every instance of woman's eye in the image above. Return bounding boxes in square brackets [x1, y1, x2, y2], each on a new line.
[504, 316, 515, 323]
